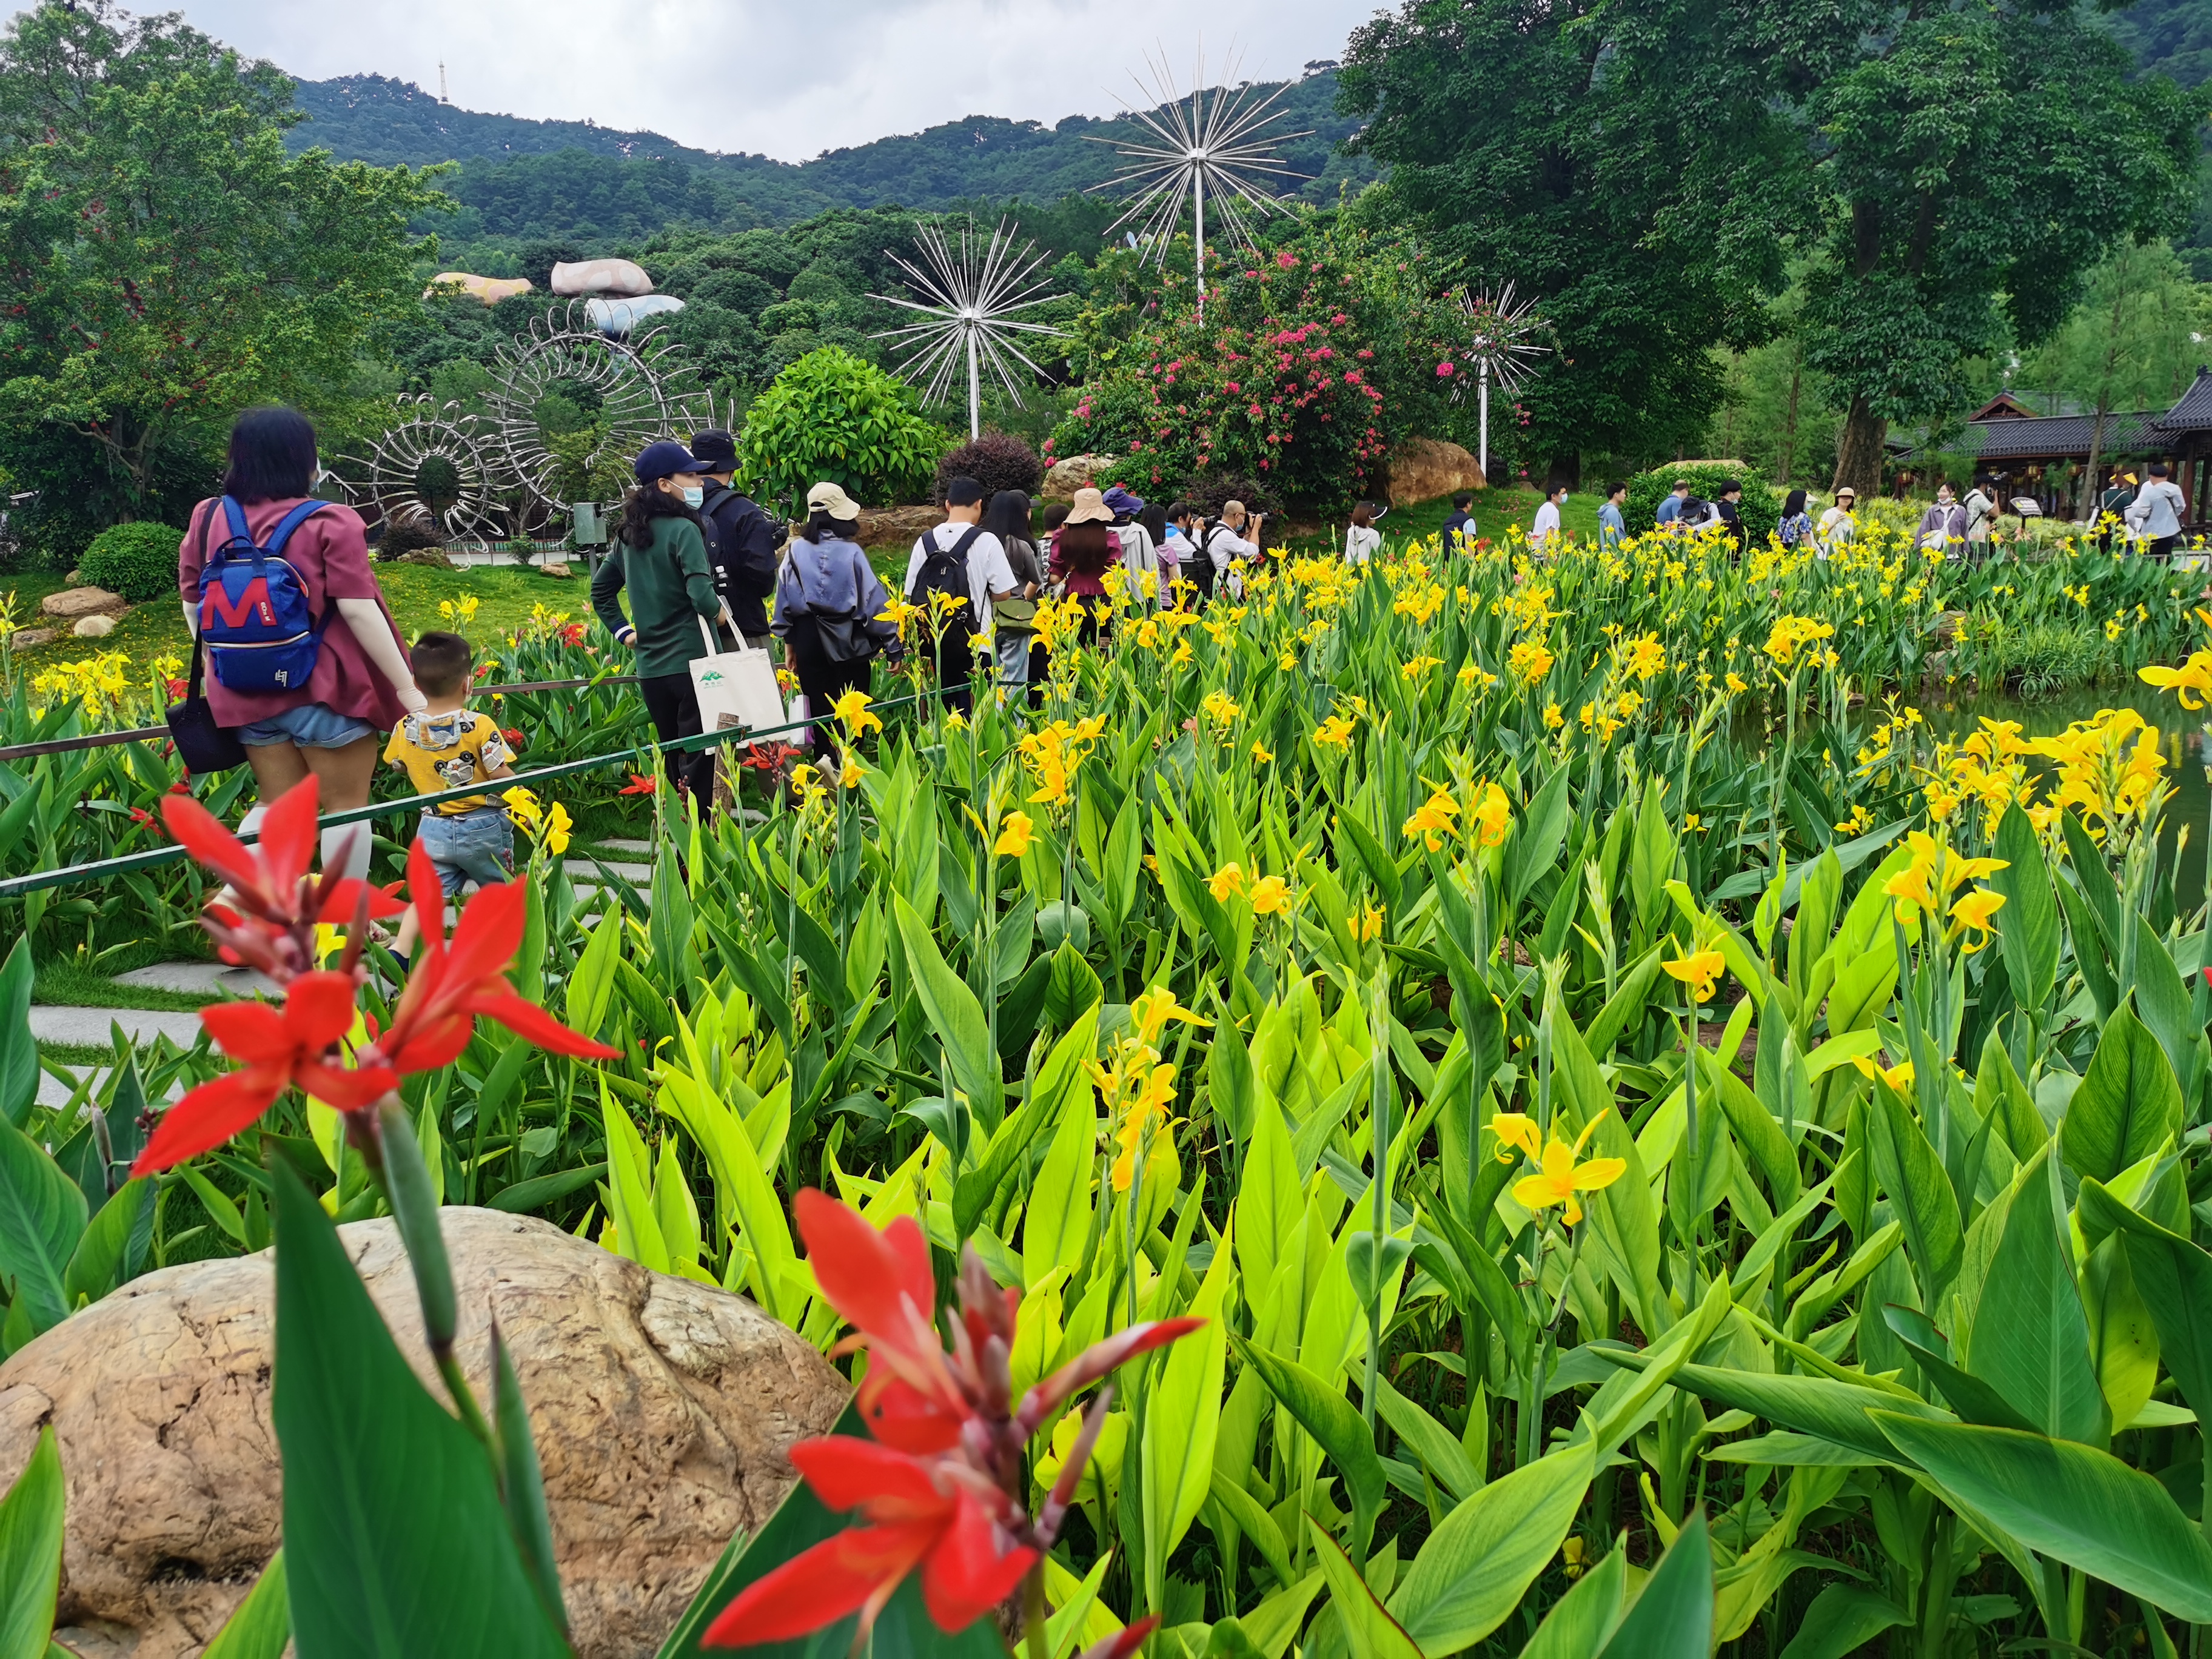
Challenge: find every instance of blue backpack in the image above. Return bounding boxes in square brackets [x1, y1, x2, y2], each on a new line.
[195, 496, 332, 693]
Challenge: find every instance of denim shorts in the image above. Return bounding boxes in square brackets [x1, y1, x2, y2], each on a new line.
[417, 807, 514, 897]
[235, 702, 378, 749]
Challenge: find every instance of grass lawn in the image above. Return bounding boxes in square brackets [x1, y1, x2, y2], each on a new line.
[33, 958, 219, 1011]
[5, 563, 593, 674]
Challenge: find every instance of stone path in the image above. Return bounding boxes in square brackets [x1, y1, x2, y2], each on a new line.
[30, 1006, 207, 1048]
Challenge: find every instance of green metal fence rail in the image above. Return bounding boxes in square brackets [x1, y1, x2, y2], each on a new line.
[0, 675, 638, 764]
[0, 682, 958, 901]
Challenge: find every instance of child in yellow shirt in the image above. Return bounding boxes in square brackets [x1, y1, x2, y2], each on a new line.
[383, 630, 518, 960]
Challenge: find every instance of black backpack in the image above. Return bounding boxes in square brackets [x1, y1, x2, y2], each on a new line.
[698, 483, 781, 606]
[909, 524, 982, 620]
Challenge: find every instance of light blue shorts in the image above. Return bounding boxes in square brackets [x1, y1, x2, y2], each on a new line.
[418, 806, 514, 897]
[235, 702, 378, 749]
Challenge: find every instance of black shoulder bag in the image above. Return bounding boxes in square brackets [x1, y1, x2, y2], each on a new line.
[813, 541, 879, 665]
[165, 508, 249, 776]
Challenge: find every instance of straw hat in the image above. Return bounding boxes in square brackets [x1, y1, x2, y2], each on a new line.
[1065, 487, 1113, 525]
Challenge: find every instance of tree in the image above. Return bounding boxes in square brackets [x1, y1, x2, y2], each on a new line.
[1797, 4, 2205, 493]
[1337, 0, 1788, 481]
[0, 2, 446, 520]
[2017, 239, 2211, 514]
[1338, 0, 2207, 492]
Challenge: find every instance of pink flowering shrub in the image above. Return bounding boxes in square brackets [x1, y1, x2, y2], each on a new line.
[1048, 223, 1474, 508]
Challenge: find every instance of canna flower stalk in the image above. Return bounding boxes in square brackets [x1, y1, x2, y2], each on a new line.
[705, 1192, 1198, 1654]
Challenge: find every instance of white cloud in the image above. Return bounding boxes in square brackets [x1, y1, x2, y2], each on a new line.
[169, 0, 1376, 161]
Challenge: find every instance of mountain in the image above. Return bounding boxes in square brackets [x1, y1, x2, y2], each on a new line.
[287, 70, 1373, 247]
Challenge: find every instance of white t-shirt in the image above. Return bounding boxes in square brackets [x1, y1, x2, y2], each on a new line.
[907, 523, 1017, 628]
[1205, 523, 1256, 571]
[1344, 524, 1382, 564]
[1530, 501, 1562, 547]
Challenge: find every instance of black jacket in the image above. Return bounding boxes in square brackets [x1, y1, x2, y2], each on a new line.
[697, 481, 782, 635]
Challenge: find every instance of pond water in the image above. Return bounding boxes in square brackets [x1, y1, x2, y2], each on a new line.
[1914, 680, 2212, 903]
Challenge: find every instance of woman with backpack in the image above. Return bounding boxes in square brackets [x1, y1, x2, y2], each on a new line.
[589, 440, 731, 809]
[1049, 488, 1118, 643]
[772, 481, 897, 736]
[1777, 489, 1815, 551]
[980, 489, 1046, 700]
[176, 406, 424, 881]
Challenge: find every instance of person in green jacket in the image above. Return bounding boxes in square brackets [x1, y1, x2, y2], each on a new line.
[591, 440, 731, 808]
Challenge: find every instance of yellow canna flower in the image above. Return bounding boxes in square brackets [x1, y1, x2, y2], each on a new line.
[831, 688, 882, 737]
[994, 811, 1034, 858]
[1402, 785, 1461, 851]
[1313, 714, 1357, 751]
[1130, 985, 1207, 1048]
[1467, 780, 1512, 850]
[1208, 861, 1246, 901]
[1355, 903, 1384, 942]
[1250, 742, 1274, 764]
[1489, 1111, 1543, 1164]
[1510, 1111, 1629, 1225]
[1852, 1055, 1915, 1091]
[1661, 948, 1725, 1004]
[1948, 886, 2005, 953]
[1248, 875, 1291, 916]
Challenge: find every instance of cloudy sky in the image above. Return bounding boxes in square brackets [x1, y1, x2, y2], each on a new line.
[169, 0, 1384, 161]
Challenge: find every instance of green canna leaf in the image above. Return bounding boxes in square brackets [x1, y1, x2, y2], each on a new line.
[2063, 1004, 2182, 1186]
[0, 1426, 62, 1659]
[1595, 1507, 1712, 1658]
[1386, 1440, 1592, 1654]
[1874, 1411, 2212, 1623]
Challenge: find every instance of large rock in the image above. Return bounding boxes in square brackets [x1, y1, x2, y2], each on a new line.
[424, 272, 536, 306]
[1041, 454, 1117, 500]
[855, 504, 942, 550]
[71, 615, 115, 638]
[0, 1208, 846, 1659]
[586, 295, 686, 337]
[1386, 437, 1485, 507]
[552, 259, 652, 299]
[40, 586, 126, 622]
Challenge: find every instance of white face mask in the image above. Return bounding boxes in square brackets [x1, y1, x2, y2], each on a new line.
[680, 485, 705, 508]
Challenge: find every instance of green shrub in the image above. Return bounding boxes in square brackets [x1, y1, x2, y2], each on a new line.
[1624, 462, 1779, 542]
[736, 346, 947, 512]
[78, 520, 185, 600]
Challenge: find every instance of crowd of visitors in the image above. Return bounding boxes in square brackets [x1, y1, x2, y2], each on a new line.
[174, 403, 2207, 891]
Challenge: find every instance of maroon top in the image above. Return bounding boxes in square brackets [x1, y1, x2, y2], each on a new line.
[1050, 522, 1116, 597]
[178, 496, 409, 733]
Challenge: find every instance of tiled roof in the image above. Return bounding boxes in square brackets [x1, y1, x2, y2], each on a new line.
[2157, 367, 2212, 434]
[1956, 411, 2159, 460]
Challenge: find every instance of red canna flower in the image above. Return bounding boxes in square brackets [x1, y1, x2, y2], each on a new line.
[378, 841, 620, 1075]
[712, 1442, 1034, 1641]
[129, 806, 157, 828]
[135, 777, 615, 1173]
[705, 1195, 1201, 1650]
[502, 726, 525, 748]
[618, 771, 658, 796]
[135, 971, 395, 1172]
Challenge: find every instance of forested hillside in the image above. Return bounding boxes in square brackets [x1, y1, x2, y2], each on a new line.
[289, 68, 1372, 245]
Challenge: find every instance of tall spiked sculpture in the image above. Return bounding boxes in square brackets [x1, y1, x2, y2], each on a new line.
[1454, 284, 1551, 477]
[1090, 45, 1309, 320]
[871, 218, 1065, 441]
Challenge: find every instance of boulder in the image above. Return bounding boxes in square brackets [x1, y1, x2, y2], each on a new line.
[40, 587, 126, 622]
[1386, 438, 1486, 507]
[0, 1208, 847, 1659]
[551, 259, 652, 299]
[854, 504, 942, 550]
[541, 561, 574, 579]
[71, 615, 115, 638]
[392, 546, 458, 569]
[1041, 454, 1118, 500]
[9, 628, 56, 649]
[586, 295, 685, 337]
[424, 272, 536, 306]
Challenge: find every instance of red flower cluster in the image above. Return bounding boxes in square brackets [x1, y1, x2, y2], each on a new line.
[135, 776, 617, 1173]
[704, 1192, 1198, 1652]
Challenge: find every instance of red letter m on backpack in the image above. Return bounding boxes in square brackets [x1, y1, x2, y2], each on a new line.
[202, 578, 276, 632]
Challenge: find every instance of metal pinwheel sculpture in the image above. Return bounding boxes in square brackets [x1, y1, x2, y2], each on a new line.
[1453, 283, 1553, 476]
[1088, 44, 1310, 319]
[871, 219, 1065, 441]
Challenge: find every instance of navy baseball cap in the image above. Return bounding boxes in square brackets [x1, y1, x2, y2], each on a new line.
[633, 440, 701, 483]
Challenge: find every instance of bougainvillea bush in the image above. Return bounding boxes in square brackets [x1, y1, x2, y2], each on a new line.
[1046, 221, 1475, 507]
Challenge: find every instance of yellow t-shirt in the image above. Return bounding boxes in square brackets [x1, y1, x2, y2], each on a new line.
[383, 710, 515, 816]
